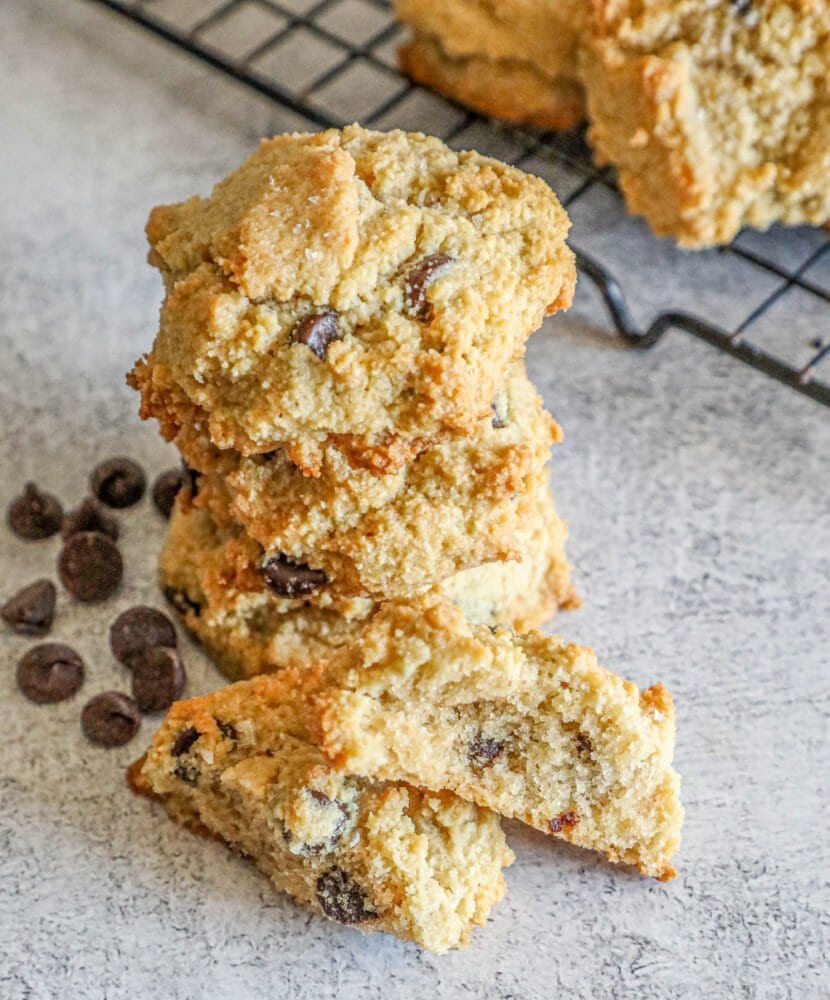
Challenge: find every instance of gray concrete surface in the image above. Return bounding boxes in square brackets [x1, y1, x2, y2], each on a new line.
[1, 2, 828, 997]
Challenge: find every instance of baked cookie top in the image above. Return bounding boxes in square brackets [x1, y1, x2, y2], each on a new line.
[315, 593, 683, 880]
[158, 482, 577, 679]
[179, 364, 560, 598]
[134, 669, 513, 952]
[583, 0, 830, 245]
[129, 125, 575, 474]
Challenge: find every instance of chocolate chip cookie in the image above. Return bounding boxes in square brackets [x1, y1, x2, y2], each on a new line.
[158, 482, 577, 681]
[129, 125, 575, 475]
[176, 364, 564, 598]
[315, 592, 683, 881]
[133, 668, 513, 951]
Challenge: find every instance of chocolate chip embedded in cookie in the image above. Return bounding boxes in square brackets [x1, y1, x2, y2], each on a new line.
[261, 555, 328, 599]
[316, 868, 375, 925]
[2, 579, 57, 636]
[7, 483, 63, 540]
[133, 673, 513, 951]
[289, 312, 340, 360]
[129, 125, 575, 474]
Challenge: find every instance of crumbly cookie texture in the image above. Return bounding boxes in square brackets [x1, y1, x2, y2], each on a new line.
[314, 594, 682, 880]
[399, 34, 584, 131]
[129, 125, 575, 475]
[582, 0, 830, 246]
[159, 485, 578, 680]
[395, 0, 584, 129]
[178, 365, 560, 598]
[133, 670, 513, 952]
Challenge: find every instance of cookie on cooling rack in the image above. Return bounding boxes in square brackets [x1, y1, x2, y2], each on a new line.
[582, 0, 830, 246]
[157, 480, 578, 681]
[396, 0, 585, 129]
[132, 669, 513, 952]
[129, 125, 575, 476]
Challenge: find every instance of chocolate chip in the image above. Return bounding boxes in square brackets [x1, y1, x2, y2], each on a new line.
[163, 586, 202, 618]
[7, 483, 63, 540]
[173, 760, 199, 783]
[109, 605, 177, 667]
[131, 646, 185, 712]
[58, 531, 123, 602]
[90, 457, 146, 509]
[731, 0, 752, 13]
[404, 253, 454, 322]
[216, 719, 238, 741]
[290, 312, 340, 360]
[152, 468, 186, 518]
[81, 691, 141, 747]
[468, 733, 503, 767]
[262, 554, 327, 598]
[574, 731, 592, 756]
[316, 869, 375, 925]
[171, 726, 200, 757]
[17, 643, 84, 703]
[181, 462, 200, 498]
[491, 392, 508, 429]
[2, 579, 57, 636]
[61, 497, 119, 541]
[549, 810, 579, 834]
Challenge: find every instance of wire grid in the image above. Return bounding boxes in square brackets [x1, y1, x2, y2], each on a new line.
[90, 0, 830, 406]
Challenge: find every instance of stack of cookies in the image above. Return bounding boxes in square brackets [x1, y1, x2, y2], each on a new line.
[395, 0, 830, 247]
[129, 125, 683, 952]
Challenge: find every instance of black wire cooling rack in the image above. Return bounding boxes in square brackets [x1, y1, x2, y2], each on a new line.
[89, 0, 830, 406]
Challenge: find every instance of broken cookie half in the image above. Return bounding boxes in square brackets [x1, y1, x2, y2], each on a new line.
[131, 664, 513, 953]
[315, 594, 683, 881]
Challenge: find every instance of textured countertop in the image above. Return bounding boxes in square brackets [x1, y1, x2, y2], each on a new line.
[1, 2, 828, 997]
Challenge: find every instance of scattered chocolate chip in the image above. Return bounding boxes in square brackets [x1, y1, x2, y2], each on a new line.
[173, 759, 199, 783]
[61, 497, 119, 541]
[316, 869, 375, 925]
[468, 733, 503, 767]
[131, 646, 185, 712]
[215, 719, 238, 741]
[290, 312, 340, 360]
[260, 451, 277, 462]
[109, 605, 177, 667]
[163, 586, 202, 618]
[730, 0, 752, 13]
[574, 731, 593, 756]
[2, 579, 57, 636]
[17, 643, 84, 703]
[81, 691, 141, 747]
[262, 554, 327, 598]
[172, 726, 200, 757]
[404, 253, 454, 322]
[549, 810, 579, 834]
[151, 468, 186, 518]
[90, 457, 146, 509]
[58, 531, 123, 602]
[7, 483, 63, 540]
